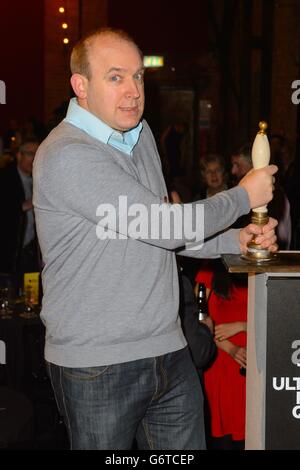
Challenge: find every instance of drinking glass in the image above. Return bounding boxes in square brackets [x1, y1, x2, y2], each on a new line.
[0, 287, 13, 319]
[20, 284, 36, 319]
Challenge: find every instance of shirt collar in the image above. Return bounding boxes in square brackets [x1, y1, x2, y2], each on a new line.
[64, 98, 142, 156]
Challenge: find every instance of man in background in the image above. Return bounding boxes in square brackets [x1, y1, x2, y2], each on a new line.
[0, 139, 40, 292]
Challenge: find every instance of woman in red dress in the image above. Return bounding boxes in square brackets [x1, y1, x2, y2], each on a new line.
[195, 260, 247, 450]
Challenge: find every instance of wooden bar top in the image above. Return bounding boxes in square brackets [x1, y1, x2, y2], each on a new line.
[222, 251, 300, 273]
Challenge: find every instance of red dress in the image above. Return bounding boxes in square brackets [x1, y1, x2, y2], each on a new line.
[195, 269, 247, 441]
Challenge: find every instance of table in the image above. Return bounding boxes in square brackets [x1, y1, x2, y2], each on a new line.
[222, 252, 300, 450]
[0, 306, 65, 449]
[0, 305, 45, 391]
[0, 386, 34, 448]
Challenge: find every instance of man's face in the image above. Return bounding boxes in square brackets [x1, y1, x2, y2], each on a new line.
[79, 35, 145, 132]
[231, 154, 252, 181]
[17, 142, 38, 175]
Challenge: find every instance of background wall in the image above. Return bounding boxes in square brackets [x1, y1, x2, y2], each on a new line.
[0, 0, 44, 135]
[1, 0, 300, 163]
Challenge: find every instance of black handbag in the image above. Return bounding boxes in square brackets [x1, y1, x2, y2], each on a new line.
[179, 273, 216, 370]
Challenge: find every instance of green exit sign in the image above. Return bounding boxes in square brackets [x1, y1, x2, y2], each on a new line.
[143, 56, 164, 68]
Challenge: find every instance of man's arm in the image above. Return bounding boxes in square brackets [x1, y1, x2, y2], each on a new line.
[33, 140, 276, 253]
[179, 218, 278, 258]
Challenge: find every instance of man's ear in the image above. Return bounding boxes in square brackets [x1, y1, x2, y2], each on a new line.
[70, 74, 88, 100]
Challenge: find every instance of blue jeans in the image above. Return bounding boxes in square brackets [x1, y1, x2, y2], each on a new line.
[47, 347, 205, 450]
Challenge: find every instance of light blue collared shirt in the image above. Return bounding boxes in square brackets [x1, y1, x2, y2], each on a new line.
[64, 98, 142, 156]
